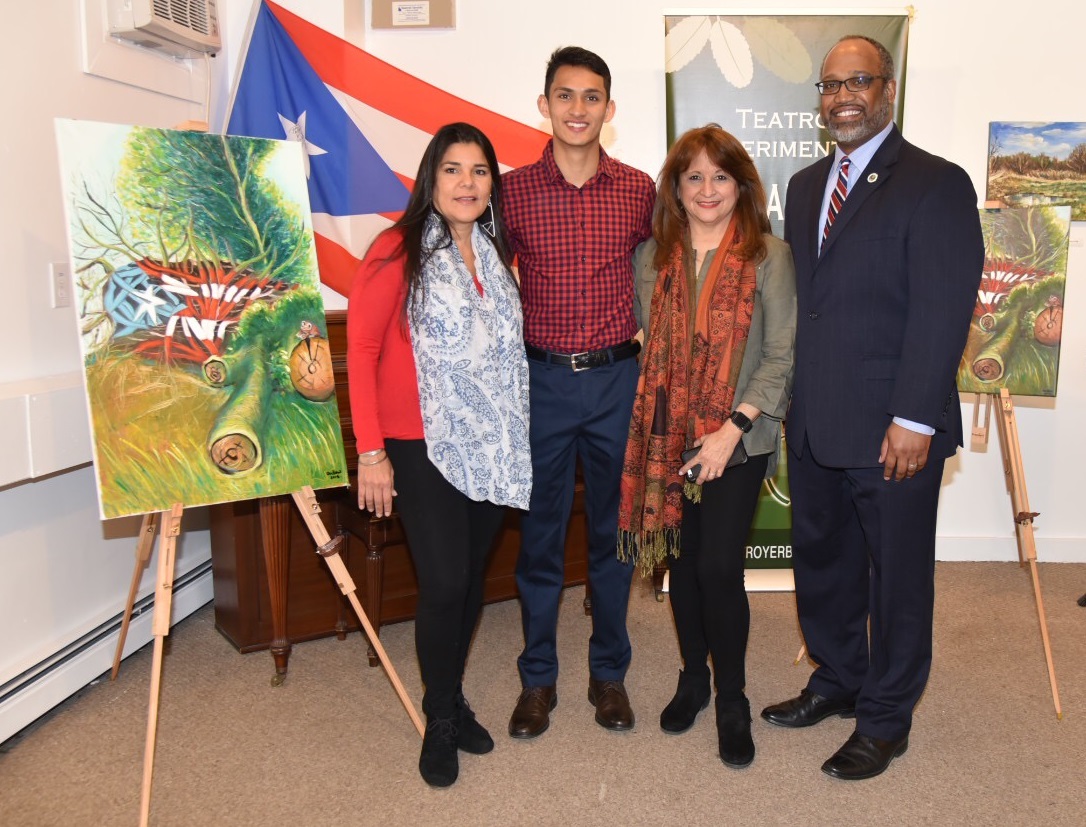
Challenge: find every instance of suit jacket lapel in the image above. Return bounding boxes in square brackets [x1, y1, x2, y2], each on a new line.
[817, 126, 904, 264]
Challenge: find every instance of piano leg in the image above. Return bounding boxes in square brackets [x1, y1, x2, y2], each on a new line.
[259, 495, 293, 686]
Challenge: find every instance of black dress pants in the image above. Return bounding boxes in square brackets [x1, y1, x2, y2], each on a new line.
[385, 439, 505, 719]
[668, 453, 768, 701]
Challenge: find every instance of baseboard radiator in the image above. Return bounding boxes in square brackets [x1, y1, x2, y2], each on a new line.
[0, 561, 214, 746]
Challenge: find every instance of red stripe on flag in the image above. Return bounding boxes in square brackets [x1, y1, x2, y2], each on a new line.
[314, 233, 363, 296]
[265, 2, 548, 169]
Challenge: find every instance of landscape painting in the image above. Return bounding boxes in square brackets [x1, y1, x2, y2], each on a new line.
[957, 205, 1071, 398]
[986, 122, 1086, 220]
[55, 120, 348, 520]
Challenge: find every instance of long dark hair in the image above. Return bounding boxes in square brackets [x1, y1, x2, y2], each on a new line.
[375, 122, 513, 315]
[652, 124, 771, 271]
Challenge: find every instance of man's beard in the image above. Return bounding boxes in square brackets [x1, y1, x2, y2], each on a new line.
[827, 93, 892, 147]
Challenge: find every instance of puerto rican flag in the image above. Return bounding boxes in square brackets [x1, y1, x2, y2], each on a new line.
[226, 0, 548, 297]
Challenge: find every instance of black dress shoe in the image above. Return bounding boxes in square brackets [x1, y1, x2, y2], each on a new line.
[508, 686, 557, 739]
[419, 717, 459, 788]
[588, 678, 635, 731]
[760, 688, 855, 728]
[821, 730, 909, 780]
[716, 697, 755, 768]
[454, 692, 494, 755]
[659, 671, 711, 734]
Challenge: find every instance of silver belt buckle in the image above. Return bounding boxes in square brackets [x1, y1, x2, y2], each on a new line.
[570, 350, 591, 372]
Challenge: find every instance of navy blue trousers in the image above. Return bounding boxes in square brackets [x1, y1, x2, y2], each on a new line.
[789, 438, 945, 740]
[515, 357, 638, 686]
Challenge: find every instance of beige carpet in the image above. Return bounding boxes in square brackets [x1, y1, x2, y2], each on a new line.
[1, 561, 1084, 826]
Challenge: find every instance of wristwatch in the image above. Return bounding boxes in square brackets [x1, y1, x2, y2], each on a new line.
[728, 410, 753, 433]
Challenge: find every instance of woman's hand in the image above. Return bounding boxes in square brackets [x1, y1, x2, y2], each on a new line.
[357, 455, 396, 517]
[679, 426, 743, 485]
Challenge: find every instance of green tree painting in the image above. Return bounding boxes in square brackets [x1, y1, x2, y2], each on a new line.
[56, 120, 348, 519]
[956, 205, 1071, 398]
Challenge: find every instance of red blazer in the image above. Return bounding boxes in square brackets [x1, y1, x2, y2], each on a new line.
[346, 229, 423, 453]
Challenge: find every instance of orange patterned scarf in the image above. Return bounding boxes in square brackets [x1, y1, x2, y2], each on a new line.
[618, 219, 757, 574]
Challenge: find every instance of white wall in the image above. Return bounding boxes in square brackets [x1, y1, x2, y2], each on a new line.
[1, 0, 1082, 740]
[0, 1, 221, 742]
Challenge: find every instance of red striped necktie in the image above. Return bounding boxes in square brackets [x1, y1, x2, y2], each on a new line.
[822, 156, 851, 248]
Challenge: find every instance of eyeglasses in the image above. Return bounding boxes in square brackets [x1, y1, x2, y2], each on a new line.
[815, 75, 889, 95]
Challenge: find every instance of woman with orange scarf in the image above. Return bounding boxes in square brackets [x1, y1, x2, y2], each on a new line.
[618, 125, 796, 768]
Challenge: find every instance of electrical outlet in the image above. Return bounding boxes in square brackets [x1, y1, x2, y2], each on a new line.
[50, 262, 71, 309]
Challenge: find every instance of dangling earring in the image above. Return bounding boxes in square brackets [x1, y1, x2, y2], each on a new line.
[480, 198, 496, 238]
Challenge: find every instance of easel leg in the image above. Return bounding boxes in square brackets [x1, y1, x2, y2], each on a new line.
[994, 390, 1062, 719]
[139, 504, 183, 827]
[112, 512, 159, 681]
[291, 488, 425, 737]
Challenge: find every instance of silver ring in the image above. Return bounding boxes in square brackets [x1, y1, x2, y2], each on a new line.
[908, 463, 917, 469]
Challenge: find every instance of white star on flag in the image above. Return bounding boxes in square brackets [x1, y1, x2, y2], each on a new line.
[277, 111, 327, 178]
[132, 285, 168, 324]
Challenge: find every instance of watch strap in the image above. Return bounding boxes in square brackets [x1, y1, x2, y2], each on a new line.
[729, 410, 753, 433]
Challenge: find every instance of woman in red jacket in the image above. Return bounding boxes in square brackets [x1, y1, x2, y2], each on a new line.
[347, 123, 531, 788]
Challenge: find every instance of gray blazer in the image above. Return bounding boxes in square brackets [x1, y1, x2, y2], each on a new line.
[633, 233, 797, 476]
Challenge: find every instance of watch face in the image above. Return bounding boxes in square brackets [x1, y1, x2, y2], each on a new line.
[730, 411, 753, 432]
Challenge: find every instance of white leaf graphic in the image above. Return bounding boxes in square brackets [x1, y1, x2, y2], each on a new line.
[665, 16, 711, 74]
[709, 19, 754, 89]
[744, 18, 812, 84]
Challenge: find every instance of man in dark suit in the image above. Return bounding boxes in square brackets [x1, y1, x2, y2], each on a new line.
[760, 35, 983, 780]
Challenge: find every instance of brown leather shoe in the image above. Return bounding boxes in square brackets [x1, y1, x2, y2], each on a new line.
[588, 678, 635, 731]
[508, 686, 557, 739]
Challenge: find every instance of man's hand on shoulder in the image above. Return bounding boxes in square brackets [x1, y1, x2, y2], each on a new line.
[879, 422, 931, 482]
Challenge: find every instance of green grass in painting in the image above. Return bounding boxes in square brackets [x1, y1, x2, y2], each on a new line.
[87, 352, 347, 519]
[987, 175, 1086, 221]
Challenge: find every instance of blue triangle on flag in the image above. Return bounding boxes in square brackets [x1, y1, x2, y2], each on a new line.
[227, 3, 408, 216]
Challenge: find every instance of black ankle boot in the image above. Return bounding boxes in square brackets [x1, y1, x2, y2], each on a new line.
[419, 717, 459, 787]
[716, 696, 755, 768]
[454, 692, 494, 755]
[659, 671, 711, 734]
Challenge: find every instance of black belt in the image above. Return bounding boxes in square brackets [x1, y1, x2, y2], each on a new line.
[525, 340, 641, 372]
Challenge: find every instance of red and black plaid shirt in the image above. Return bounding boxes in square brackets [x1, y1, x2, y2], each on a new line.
[503, 141, 655, 353]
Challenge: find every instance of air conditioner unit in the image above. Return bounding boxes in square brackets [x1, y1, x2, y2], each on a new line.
[107, 0, 221, 57]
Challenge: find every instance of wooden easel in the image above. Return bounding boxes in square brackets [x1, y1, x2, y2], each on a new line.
[972, 389, 1062, 719]
[113, 488, 423, 827]
[111, 513, 159, 680]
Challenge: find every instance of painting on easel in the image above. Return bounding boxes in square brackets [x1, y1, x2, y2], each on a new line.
[55, 120, 349, 519]
[986, 122, 1086, 220]
[956, 205, 1072, 397]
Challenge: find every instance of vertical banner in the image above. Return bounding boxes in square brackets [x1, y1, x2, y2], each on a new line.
[664, 13, 910, 574]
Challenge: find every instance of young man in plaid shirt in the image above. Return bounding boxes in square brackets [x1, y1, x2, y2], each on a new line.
[502, 46, 655, 739]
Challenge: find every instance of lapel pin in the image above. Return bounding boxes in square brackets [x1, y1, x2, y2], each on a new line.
[867, 172, 878, 183]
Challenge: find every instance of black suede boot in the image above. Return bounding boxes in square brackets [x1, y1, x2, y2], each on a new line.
[659, 670, 711, 734]
[716, 696, 755, 768]
[419, 717, 459, 787]
[454, 691, 494, 755]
